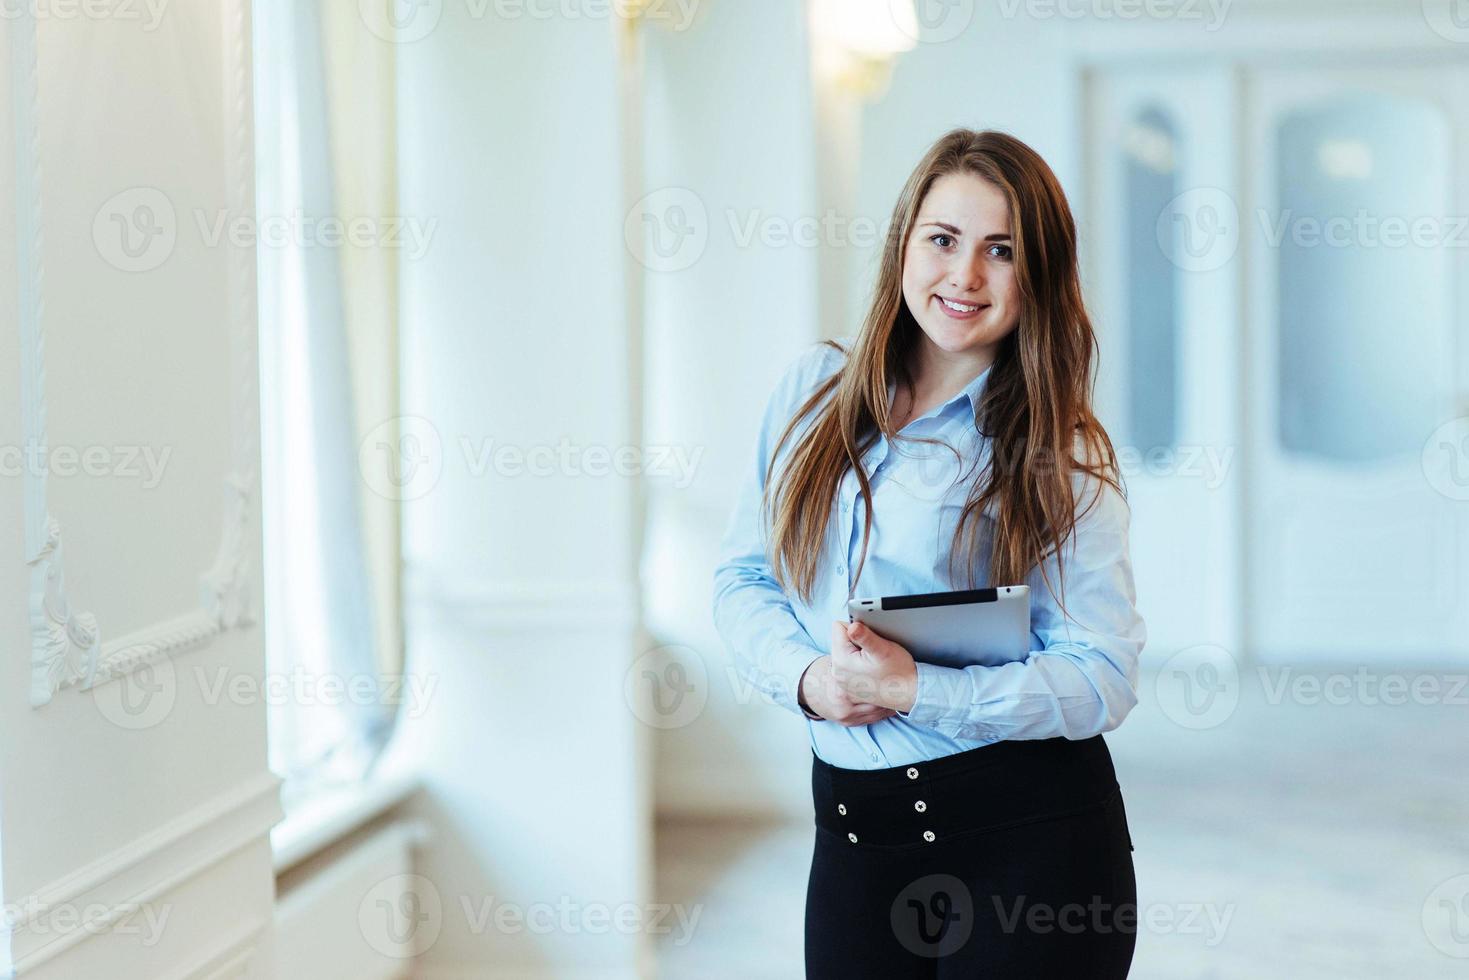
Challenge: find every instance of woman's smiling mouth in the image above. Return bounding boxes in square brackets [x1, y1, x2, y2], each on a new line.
[935, 295, 989, 318]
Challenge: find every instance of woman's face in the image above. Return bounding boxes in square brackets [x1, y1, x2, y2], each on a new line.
[900, 171, 1022, 363]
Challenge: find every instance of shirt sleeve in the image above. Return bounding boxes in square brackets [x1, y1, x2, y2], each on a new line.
[898, 471, 1147, 741]
[711, 343, 841, 717]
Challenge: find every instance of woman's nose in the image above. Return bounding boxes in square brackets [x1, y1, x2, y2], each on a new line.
[948, 253, 986, 292]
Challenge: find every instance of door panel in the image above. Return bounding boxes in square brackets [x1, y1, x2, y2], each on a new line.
[1245, 66, 1469, 663]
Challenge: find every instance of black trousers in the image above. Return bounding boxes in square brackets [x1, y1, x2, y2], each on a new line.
[805, 735, 1137, 978]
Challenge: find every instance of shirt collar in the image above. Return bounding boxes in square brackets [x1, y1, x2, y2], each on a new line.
[885, 361, 995, 427]
[958, 361, 996, 418]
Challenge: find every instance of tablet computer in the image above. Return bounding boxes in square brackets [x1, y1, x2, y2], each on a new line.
[846, 586, 1031, 670]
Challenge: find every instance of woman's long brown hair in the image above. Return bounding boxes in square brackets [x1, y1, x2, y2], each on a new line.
[760, 128, 1122, 620]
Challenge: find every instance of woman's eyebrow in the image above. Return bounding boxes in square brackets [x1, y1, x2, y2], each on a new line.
[918, 220, 1011, 241]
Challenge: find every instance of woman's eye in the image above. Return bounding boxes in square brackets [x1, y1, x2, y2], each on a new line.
[929, 234, 955, 248]
[988, 243, 1013, 260]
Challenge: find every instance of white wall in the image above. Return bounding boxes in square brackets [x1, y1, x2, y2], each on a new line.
[640, 0, 825, 819]
[0, 2, 279, 976]
[393, 5, 651, 977]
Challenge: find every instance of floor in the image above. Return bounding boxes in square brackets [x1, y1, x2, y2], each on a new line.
[654, 669, 1469, 978]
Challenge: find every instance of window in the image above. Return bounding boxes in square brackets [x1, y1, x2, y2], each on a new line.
[254, 0, 399, 799]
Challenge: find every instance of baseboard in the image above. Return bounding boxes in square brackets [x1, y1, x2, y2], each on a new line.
[3, 770, 283, 971]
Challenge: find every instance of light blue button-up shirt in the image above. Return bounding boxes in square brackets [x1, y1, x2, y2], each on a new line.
[712, 339, 1147, 769]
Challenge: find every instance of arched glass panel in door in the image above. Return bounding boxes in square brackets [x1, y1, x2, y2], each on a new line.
[1124, 106, 1180, 454]
[1274, 94, 1448, 463]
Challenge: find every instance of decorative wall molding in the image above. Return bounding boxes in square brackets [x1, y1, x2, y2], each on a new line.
[4, 770, 282, 971]
[14, 0, 261, 706]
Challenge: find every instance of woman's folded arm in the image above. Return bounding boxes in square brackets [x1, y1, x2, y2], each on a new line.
[898, 476, 1146, 741]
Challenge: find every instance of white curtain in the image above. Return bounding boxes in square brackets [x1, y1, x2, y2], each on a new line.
[254, 0, 395, 794]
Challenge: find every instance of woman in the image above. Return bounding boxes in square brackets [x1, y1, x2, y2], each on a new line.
[711, 128, 1145, 977]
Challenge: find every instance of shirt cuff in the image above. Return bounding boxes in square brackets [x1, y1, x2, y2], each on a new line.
[898, 661, 969, 728]
[766, 646, 824, 717]
[796, 655, 825, 719]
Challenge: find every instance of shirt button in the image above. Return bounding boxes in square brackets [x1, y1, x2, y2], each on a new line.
[906, 767, 919, 780]
[848, 833, 859, 844]
[836, 563, 846, 574]
[837, 804, 847, 815]
[870, 752, 879, 762]
[914, 800, 927, 813]
[923, 830, 936, 843]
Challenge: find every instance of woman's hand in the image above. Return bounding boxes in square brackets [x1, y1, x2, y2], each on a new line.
[796, 623, 899, 727]
[830, 620, 918, 714]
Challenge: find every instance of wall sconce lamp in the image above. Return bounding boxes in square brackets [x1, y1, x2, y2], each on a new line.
[809, 0, 919, 99]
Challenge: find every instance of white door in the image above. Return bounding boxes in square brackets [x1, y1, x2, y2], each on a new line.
[1244, 65, 1469, 664]
[1086, 67, 1244, 661]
